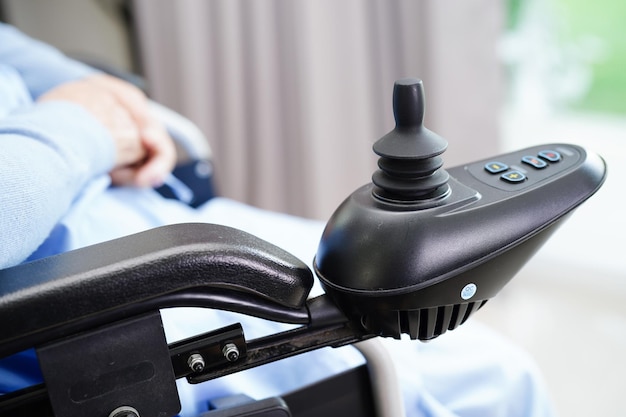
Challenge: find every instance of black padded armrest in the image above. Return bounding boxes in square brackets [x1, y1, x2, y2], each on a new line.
[0, 223, 314, 357]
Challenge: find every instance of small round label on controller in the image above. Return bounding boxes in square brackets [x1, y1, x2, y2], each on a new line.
[461, 283, 477, 300]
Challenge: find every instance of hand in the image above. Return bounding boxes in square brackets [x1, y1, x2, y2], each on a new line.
[38, 73, 176, 187]
[108, 117, 176, 187]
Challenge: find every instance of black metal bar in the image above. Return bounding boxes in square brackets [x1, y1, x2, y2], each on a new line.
[188, 320, 370, 384]
[170, 323, 247, 379]
[184, 296, 371, 384]
[0, 296, 371, 414]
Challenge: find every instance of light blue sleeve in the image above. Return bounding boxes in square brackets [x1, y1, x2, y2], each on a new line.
[0, 23, 114, 268]
[0, 22, 96, 98]
[0, 101, 116, 269]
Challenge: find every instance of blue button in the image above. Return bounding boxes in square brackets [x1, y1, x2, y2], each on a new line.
[538, 150, 561, 162]
[522, 155, 548, 169]
[484, 161, 509, 174]
[501, 170, 526, 183]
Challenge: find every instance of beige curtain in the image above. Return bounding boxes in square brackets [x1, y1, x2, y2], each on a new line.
[133, 0, 503, 220]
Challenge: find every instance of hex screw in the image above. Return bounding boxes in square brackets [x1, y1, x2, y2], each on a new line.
[109, 406, 140, 417]
[222, 343, 240, 362]
[187, 353, 206, 373]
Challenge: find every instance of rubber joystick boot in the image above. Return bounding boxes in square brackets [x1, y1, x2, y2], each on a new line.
[372, 78, 450, 205]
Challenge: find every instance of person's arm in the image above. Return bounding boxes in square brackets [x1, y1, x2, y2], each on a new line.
[38, 74, 177, 187]
[0, 101, 116, 269]
[0, 23, 176, 187]
[0, 22, 96, 98]
[0, 68, 178, 268]
[0, 24, 176, 268]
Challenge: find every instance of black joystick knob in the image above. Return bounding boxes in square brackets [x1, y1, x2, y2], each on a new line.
[372, 78, 450, 204]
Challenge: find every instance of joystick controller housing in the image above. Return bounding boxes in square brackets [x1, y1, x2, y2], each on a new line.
[314, 78, 606, 340]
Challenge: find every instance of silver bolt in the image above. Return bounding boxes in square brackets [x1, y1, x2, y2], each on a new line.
[222, 343, 240, 362]
[109, 406, 140, 417]
[187, 353, 205, 373]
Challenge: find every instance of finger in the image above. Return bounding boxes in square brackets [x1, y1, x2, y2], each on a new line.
[134, 126, 177, 187]
[109, 166, 141, 187]
[106, 107, 146, 167]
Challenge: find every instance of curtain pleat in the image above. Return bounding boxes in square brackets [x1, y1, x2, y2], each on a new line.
[133, 0, 502, 220]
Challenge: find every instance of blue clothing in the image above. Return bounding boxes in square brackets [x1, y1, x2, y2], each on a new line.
[0, 22, 114, 268]
[0, 24, 557, 417]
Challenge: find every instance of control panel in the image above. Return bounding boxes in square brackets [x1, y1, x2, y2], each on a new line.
[466, 145, 583, 191]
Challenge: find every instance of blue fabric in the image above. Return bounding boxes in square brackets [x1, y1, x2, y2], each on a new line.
[0, 350, 43, 392]
[0, 24, 557, 417]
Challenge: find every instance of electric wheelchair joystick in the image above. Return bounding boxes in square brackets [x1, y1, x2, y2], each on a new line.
[314, 78, 607, 340]
[371, 78, 450, 204]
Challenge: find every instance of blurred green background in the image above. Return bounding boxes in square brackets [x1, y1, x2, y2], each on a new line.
[508, 0, 626, 115]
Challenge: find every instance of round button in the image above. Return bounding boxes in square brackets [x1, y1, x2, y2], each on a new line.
[461, 283, 477, 300]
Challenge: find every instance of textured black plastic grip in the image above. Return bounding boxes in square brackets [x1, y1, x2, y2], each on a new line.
[0, 223, 314, 356]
